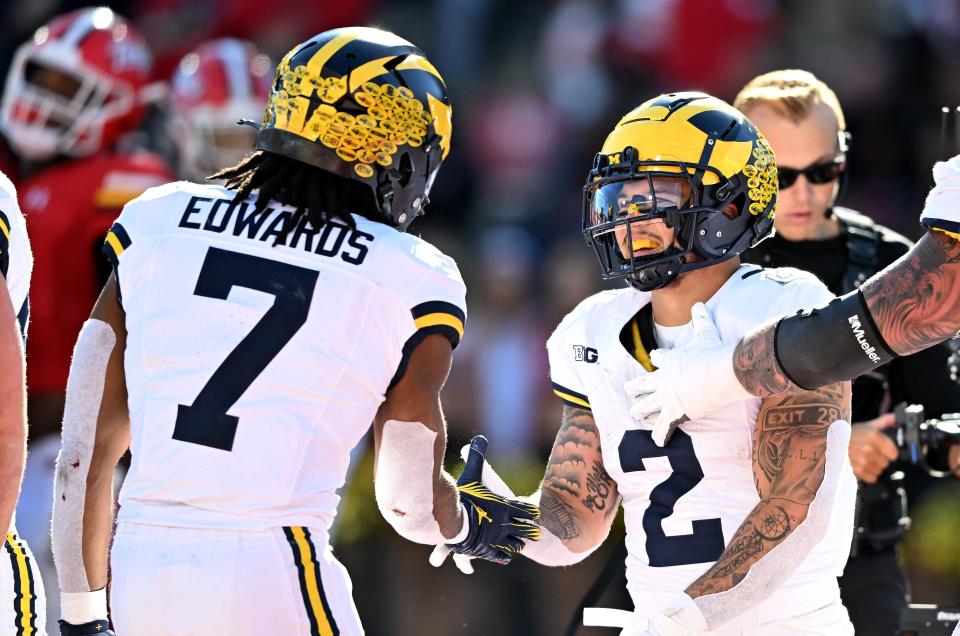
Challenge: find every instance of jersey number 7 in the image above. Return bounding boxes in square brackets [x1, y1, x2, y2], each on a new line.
[172, 247, 319, 451]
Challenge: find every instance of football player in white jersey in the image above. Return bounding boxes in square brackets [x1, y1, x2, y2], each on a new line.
[437, 94, 858, 635]
[0, 170, 45, 635]
[50, 27, 538, 636]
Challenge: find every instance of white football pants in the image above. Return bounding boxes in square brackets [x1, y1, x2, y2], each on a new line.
[110, 522, 362, 635]
[0, 530, 46, 635]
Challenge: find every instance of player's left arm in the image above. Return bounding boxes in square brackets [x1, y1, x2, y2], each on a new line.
[52, 274, 129, 632]
[0, 275, 26, 536]
[80, 277, 129, 588]
[687, 382, 849, 598]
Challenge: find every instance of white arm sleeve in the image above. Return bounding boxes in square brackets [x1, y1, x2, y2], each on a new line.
[52, 319, 115, 593]
[374, 419, 466, 545]
[691, 421, 853, 630]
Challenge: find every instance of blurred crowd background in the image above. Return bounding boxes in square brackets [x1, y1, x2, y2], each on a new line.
[2, 0, 960, 633]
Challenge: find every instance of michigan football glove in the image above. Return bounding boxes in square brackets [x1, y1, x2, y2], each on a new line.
[59, 619, 115, 635]
[445, 436, 541, 565]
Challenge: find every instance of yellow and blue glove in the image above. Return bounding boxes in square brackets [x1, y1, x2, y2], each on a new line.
[445, 436, 541, 565]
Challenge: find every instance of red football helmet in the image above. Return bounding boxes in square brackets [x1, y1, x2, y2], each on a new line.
[0, 7, 155, 161]
[169, 38, 272, 179]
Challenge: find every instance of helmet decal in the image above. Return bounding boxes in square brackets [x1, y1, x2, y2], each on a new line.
[744, 137, 777, 217]
[256, 27, 452, 231]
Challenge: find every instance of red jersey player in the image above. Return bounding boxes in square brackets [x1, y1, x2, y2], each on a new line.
[0, 7, 175, 438]
[168, 38, 272, 181]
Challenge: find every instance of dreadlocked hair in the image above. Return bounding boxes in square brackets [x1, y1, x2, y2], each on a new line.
[210, 151, 384, 243]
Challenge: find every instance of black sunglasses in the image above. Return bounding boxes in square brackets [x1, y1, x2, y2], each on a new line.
[777, 159, 845, 189]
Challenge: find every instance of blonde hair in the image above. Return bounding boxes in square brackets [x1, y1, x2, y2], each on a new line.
[733, 69, 845, 131]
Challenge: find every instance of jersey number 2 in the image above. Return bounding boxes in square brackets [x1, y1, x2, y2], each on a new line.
[172, 247, 319, 451]
[619, 429, 725, 566]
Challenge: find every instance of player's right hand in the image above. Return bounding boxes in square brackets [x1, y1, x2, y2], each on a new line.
[444, 436, 541, 565]
[58, 619, 116, 635]
[849, 413, 899, 483]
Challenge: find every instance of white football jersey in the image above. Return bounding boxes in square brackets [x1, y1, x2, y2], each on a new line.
[106, 181, 466, 532]
[0, 170, 32, 330]
[547, 265, 857, 628]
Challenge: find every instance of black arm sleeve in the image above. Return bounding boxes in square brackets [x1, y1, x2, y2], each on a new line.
[775, 288, 896, 390]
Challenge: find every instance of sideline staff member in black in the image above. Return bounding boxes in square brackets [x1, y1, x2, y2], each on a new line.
[734, 69, 960, 636]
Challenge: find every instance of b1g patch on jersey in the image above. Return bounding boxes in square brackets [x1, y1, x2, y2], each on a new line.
[573, 345, 599, 363]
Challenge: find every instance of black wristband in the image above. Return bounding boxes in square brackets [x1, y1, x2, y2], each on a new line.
[775, 289, 896, 390]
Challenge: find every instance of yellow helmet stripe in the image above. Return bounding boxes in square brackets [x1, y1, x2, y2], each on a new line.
[304, 32, 360, 78]
[395, 55, 444, 83]
[346, 55, 395, 88]
[427, 94, 452, 160]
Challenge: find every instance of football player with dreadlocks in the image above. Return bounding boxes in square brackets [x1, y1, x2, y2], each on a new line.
[49, 27, 538, 635]
[0, 7, 174, 444]
[437, 93, 859, 635]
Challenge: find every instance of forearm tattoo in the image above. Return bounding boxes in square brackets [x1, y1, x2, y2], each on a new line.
[862, 231, 960, 356]
[540, 406, 618, 542]
[686, 383, 849, 598]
